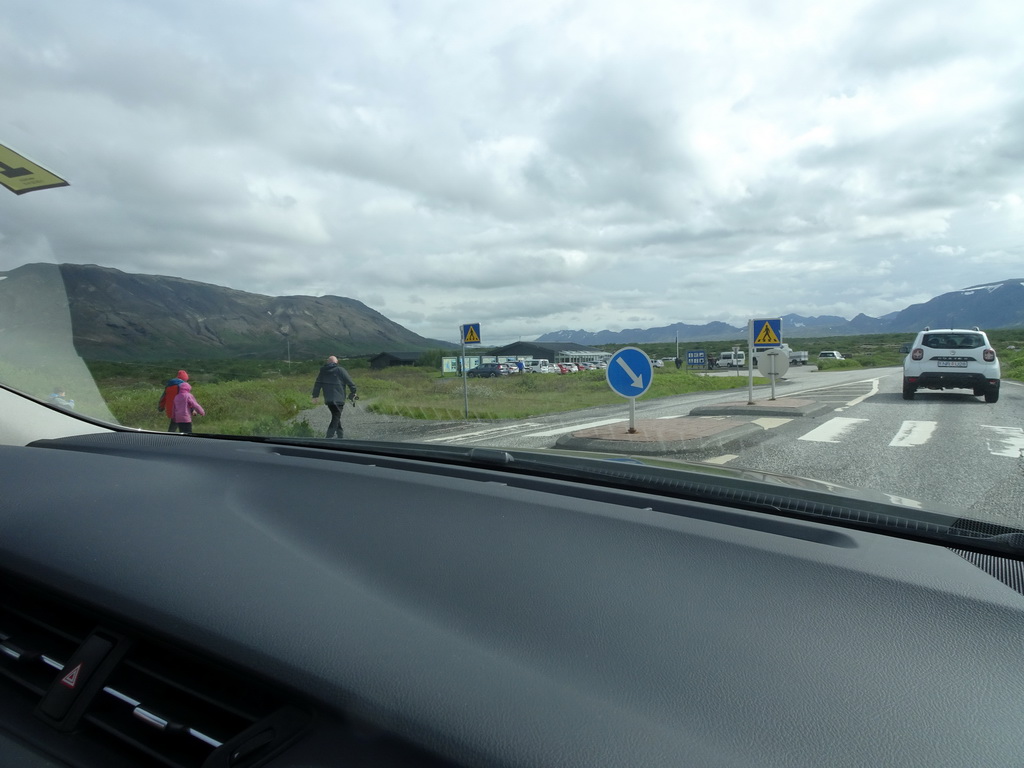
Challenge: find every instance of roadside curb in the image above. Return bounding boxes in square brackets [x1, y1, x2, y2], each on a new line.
[554, 397, 832, 456]
[688, 397, 832, 419]
[554, 417, 766, 456]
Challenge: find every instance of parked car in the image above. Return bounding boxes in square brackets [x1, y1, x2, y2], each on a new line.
[651, 358, 664, 368]
[902, 327, 1000, 402]
[716, 351, 746, 368]
[467, 363, 510, 378]
[818, 351, 844, 360]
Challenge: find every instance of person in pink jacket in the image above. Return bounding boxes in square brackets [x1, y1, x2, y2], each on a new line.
[170, 381, 205, 434]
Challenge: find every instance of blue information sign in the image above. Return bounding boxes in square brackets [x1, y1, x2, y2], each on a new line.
[606, 347, 654, 398]
[687, 350, 707, 367]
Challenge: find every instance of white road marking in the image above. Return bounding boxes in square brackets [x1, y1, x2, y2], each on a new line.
[888, 420, 938, 448]
[835, 378, 880, 411]
[527, 418, 627, 437]
[798, 417, 869, 444]
[980, 425, 1024, 458]
[424, 422, 543, 443]
[752, 418, 793, 430]
[703, 454, 739, 465]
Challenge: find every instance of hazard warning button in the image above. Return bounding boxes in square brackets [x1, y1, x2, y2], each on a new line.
[37, 633, 114, 722]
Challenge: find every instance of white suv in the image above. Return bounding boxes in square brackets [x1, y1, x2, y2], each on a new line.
[902, 327, 1000, 403]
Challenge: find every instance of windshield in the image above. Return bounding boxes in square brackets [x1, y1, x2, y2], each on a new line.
[2, 1, 1023, 531]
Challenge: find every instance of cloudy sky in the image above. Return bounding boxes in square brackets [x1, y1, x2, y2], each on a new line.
[2, 0, 1023, 345]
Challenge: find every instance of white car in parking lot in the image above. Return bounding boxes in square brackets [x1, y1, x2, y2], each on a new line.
[902, 327, 1001, 402]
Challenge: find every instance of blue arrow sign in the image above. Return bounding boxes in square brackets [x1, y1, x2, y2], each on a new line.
[606, 347, 653, 398]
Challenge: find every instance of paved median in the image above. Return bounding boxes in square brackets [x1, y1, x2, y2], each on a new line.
[555, 397, 830, 455]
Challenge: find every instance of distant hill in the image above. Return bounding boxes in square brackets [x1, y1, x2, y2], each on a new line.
[0, 263, 456, 361]
[536, 279, 1024, 344]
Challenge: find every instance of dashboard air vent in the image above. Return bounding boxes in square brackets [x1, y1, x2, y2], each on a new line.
[0, 575, 309, 768]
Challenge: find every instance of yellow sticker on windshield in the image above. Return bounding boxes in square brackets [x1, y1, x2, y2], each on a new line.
[0, 143, 70, 195]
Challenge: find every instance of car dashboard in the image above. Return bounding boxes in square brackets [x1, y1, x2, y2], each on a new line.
[3, 411, 1024, 767]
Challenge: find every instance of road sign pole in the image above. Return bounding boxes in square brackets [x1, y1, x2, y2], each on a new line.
[606, 347, 653, 435]
[769, 351, 777, 400]
[461, 335, 469, 418]
[747, 321, 754, 404]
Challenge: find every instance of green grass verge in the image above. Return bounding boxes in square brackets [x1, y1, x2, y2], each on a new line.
[92, 362, 759, 435]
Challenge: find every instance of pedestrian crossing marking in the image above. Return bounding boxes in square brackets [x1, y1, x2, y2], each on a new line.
[980, 426, 1024, 458]
[793, 418, 1022, 459]
[888, 421, 937, 447]
[798, 417, 867, 443]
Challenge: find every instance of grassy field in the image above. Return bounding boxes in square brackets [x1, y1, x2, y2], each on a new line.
[88, 360, 760, 436]
[36, 328, 1024, 437]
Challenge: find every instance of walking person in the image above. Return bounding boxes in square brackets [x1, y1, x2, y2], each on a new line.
[170, 381, 205, 434]
[157, 370, 189, 431]
[49, 386, 75, 409]
[311, 355, 358, 439]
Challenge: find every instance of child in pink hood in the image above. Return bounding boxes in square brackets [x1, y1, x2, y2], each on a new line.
[170, 381, 205, 434]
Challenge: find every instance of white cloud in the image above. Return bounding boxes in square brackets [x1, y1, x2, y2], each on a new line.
[2, 0, 1024, 343]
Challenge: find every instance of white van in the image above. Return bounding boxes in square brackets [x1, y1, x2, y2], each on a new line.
[716, 351, 746, 368]
[524, 359, 552, 373]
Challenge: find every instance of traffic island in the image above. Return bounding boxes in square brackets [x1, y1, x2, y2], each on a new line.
[687, 397, 831, 419]
[554, 416, 766, 455]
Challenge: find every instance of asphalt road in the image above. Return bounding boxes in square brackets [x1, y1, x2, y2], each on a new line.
[308, 366, 1024, 524]
[696, 369, 1024, 527]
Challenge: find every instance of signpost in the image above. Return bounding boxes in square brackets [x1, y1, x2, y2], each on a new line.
[460, 323, 481, 418]
[606, 347, 653, 433]
[686, 350, 707, 369]
[748, 318, 783, 404]
[755, 348, 789, 400]
[0, 143, 69, 195]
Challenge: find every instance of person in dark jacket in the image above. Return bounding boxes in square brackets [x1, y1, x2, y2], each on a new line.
[157, 370, 189, 432]
[311, 355, 358, 438]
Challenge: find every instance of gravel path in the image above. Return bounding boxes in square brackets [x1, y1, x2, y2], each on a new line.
[296, 400, 463, 442]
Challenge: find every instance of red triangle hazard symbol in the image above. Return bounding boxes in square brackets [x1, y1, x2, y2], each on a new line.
[61, 663, 82, 689]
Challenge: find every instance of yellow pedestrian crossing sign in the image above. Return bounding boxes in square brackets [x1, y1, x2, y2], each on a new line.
[752, 318, 782, 346]
[461, 323, 481, 344]
[0, 143, 70, 195]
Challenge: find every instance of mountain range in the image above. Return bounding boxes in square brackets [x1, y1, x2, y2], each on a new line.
[536, 279, 1024, 345]
[0, 263, 455, 361]
[1, 264, 1019, 361]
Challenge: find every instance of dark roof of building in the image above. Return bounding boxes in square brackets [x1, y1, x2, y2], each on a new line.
[370, 351, 422, 362]
[489, 340, 605, 356]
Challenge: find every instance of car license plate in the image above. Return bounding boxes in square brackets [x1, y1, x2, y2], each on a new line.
[937, 361, 968, 367]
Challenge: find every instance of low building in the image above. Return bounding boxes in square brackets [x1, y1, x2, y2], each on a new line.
[369, 351, 421, 370]
[487, 341, 608, 366]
